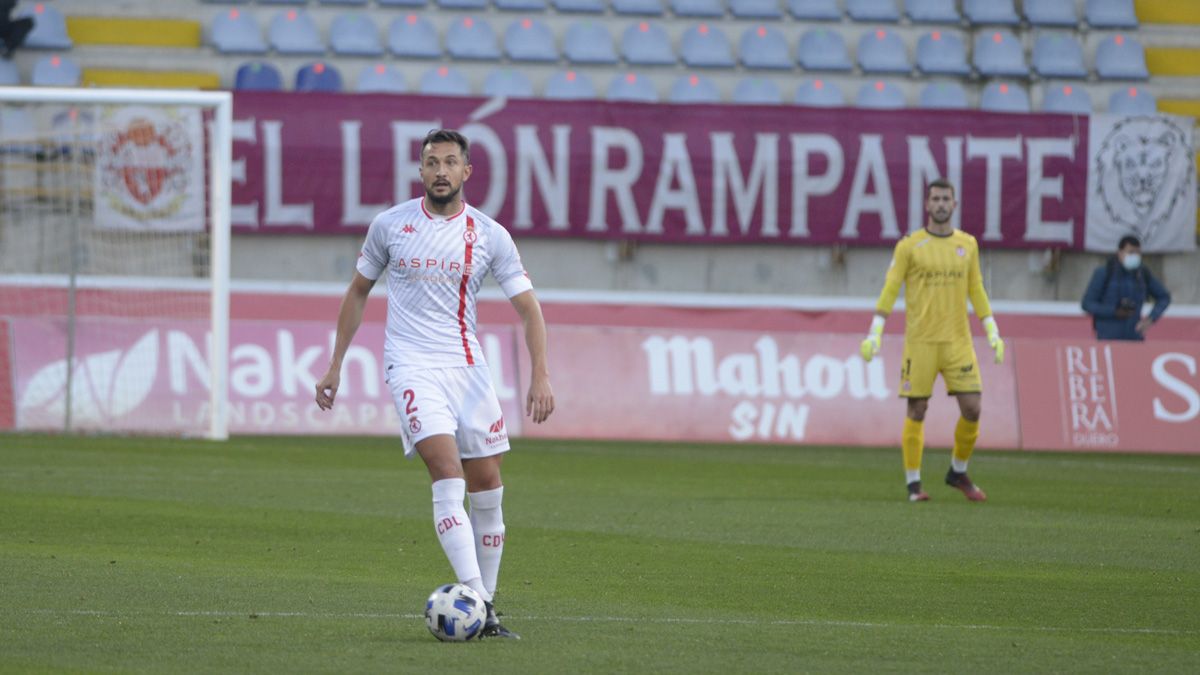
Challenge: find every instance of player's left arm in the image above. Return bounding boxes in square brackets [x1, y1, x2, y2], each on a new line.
[509, 290, 555, 424]
[966, 240, 1004, 364]
[489, 224, 554, 423]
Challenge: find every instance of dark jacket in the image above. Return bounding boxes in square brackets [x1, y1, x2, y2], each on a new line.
[1081, 258, 1171, 340]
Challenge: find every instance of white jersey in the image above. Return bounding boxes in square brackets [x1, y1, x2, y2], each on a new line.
[357, 197, 533, 370]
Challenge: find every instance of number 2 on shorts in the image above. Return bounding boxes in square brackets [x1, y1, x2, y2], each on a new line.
[402, 389, 418, 415]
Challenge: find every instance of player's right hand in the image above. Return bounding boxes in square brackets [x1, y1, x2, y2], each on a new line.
[860, 315, 885, 362]
[860, 335, 880, 362]
[315, 370, 340, 410]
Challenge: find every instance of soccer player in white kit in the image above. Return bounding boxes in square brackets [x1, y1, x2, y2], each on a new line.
[315, 129, 554, 639]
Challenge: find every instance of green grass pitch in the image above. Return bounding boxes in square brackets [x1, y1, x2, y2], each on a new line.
[1, 434, 1198, 673]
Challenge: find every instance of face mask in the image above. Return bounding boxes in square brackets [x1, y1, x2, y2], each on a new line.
[1122, 253, 1141, 271]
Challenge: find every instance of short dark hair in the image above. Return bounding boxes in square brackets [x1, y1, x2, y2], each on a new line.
[1117, 234, 1141, 250]
[421, 128, 470, 163]
[925, 178, 955, 199]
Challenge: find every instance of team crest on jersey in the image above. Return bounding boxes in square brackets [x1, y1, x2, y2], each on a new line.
[955, 246, 965, 257]
[408, 416, 422, 434]
[463, 229, 478, 244]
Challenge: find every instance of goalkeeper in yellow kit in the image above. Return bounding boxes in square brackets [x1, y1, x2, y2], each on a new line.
[860, 179, 1004, 502]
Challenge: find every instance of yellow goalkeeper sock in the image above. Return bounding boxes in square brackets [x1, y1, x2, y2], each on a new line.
[902, 417, 924, 481]
[952, 417, 980, 471]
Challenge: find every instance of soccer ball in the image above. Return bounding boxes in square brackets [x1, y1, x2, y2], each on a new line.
[424, 583, 486, 642]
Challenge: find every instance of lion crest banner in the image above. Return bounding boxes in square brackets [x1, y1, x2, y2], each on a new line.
[1085, 113, 1196, 253]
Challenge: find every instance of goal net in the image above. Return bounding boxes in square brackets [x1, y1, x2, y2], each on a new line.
[0, 87, 232, 439]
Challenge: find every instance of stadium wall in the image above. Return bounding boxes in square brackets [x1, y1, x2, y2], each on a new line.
[2, 281, 1197, 453]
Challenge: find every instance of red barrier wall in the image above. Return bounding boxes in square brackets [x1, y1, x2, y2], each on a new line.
[2, 283, 1197, 453]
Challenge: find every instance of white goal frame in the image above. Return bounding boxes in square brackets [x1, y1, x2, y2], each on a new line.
[0, 86, 233, 440]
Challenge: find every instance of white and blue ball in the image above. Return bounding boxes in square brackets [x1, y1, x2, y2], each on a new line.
[424, 583, 486, 642]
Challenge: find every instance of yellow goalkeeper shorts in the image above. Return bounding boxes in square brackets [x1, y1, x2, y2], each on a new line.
[898, 340, 981, 398]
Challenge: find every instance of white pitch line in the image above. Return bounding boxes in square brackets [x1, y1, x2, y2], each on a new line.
[21, 609, 1197, 637]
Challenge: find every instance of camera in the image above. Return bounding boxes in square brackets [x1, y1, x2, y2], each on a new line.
[1115, 298, 1137, 319]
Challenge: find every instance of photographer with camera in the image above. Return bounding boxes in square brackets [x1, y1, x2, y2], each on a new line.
[1082, 235, 1171, 341]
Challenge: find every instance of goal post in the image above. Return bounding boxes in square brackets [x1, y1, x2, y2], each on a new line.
[0, 86, 232, 440]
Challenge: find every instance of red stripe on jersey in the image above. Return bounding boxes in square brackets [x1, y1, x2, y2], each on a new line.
[457, 216, 476, 365]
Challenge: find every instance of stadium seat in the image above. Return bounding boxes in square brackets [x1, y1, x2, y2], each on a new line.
[0, 59, 18, 85]
[621, 22, 675, 65]
[445, 17, 501, 61]
[973, 30, 1028, 77]
[607, 72, 659, 102]
[544, 69, 598, 99]
[789, 0, 841, 20]
[1025, 0, 1078, 27]
[919, 81, 968, 109]
[731, 0, 783, 18]
[1108, 86, 1157, 114]
[418, 65, 472, 96]
[31, 55, 80, 86]
[680, 24, 735, 68]
[1041, 84, 1093, 114]
[330, 14, 383, 57]
[915, 30, 969, 76]
[495, 0, 549, 9]
[482, 69, 534, 98]
[1085, 0, 1138, 28]
[356, 63, 406, 93]
[553, 0, 606, 12]
[672, 0, 724, 17]
[857, 29, 910, 74]
[904, 0, 959, 24]
[612, 0, 665, 15]
[1096, 35, 1148, 80]
[846, 0, 900, 23]
[319, 0, 368, 5]
[1031, 34, 1087, 79]
[0, 106, 37, 154]
[295, 62, 343, 92]
[963, 0, 1019, 25]
[210, 9, 267, 54]
[268, 9, 324, 55]
[795, 78, 845, 107]
[388, 15, 440, 59]
[855, 80, 906, 109]
[669, 74, 722, 103]
[378, 0, 427, 5]
[19, 4, 72, 49]
[797, 29, 853, 72]
[234, 61, 283, 91]
[739, 25, 792, 70]
[563, 22, 618, 64]
[979, 82, 1030, 113]
[437, 0, 488, 9]
[733, 77, 783, 104]
[503, 18, 558, 62]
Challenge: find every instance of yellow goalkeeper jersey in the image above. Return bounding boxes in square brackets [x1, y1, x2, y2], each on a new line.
[875, 228, 993, 344]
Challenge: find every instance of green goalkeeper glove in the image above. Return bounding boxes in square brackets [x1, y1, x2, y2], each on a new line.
[860, 315, 885, 362]
[983, 316, 1005, 364]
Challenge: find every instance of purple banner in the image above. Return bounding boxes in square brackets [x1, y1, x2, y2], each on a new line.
[230, 92, 1089, 249]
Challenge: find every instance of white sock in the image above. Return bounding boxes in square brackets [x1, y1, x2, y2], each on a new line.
[906, 469, 921, 484]
[431, 478, 490, 602]
[469, 486, 505, 599]
[951, 458, 969, 473]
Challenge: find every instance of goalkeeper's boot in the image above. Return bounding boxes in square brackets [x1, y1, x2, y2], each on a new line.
[907, 481, 930, 502]
[945, 468, 987, 502]
[480, 601, 520, 640]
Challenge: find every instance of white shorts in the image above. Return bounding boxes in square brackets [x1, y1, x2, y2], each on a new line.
[385, 365, 510, 460]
